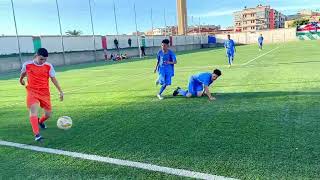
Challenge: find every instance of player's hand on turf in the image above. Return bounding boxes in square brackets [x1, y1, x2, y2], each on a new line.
[209, 96, 216, 101]
[59, 92, 64, 101]
[20, 79, 25, 86]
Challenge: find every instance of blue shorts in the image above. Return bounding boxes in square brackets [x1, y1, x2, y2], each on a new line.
[158, 73, 172, 86]
[188, 76, 203, 96]
[227, 51, 234, 58]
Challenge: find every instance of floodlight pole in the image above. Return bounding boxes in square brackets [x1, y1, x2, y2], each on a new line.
[199, 17, 202, 45]
[55, 0, 66, 65]
[88, 0, 97, 61]
[164, 8, 167, 37]
[150, 8, 155, 55]
[133, 3, 141, 58]
[113, 0, 120, 54]
[10, 0, 22, 67]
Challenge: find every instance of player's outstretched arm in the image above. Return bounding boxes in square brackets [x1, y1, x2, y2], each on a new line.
[154, 61, 159, 73]
[19, 72, 27, 86]
[50, 77, 64, 101]
[204, 86, 216, 101]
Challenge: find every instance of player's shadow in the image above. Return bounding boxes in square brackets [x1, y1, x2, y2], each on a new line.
[214, 91, 320, 99]
[240, 60, 320, 68]
[215, 80, 320, 88]
[139, 91, 320, 101]
[2, 89, 320, 177]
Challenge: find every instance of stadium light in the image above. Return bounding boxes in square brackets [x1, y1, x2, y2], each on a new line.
[10, 0, 22, 67]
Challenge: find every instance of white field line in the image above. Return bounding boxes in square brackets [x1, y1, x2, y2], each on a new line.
[0, 140, 236, 180]
[241, 46, 280, 66]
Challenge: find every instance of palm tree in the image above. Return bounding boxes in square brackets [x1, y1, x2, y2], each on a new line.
[65, 30, 82, 36]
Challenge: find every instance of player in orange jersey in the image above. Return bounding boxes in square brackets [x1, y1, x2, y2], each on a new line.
[19, 48, 64, 142]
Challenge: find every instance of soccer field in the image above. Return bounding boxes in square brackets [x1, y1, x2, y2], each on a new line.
[1, 40, 320, 179]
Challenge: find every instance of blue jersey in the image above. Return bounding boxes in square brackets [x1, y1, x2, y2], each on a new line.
[224, 39, 235, 53]
[193, 72, 213, 86]
[157, 49, 176, 77]
[258, 36, 264, 43]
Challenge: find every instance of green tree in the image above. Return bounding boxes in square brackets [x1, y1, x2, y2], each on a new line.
[65, 30, 82, 36]
[291, 19, 310, 27]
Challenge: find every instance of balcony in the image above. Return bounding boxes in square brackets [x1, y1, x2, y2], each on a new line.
[242, 16, 257, 21]
[241, 24, 257, 28]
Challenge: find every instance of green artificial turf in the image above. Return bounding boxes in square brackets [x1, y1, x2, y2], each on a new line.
[1, 40, 320, 179]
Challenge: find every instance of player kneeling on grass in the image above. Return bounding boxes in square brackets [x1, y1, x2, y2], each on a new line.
[19, 48, 64, 142]
[173, 69, 222, 101]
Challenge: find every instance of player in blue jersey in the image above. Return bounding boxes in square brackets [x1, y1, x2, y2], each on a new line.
[224, 34, 236, 68]
[173, 69, 222, 101]
[154, 39, 177, 100]
[258, 34, 264, 51]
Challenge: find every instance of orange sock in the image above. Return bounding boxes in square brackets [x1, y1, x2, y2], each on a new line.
[39, 115, 49, 124]
[30, 115, 39, 135]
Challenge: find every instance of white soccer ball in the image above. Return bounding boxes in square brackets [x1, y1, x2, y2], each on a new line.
[57, 116, 72, 130]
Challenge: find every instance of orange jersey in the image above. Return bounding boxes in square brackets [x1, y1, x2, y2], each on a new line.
[21, 60, 56, 95]
[22, 61, 56, 111]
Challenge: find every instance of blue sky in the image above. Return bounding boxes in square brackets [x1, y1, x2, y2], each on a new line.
[0, 0, 320, 35]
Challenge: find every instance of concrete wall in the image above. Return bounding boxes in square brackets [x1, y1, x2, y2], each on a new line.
[0, 36, 34, 54]
[0, 29, 297, 73]
[0, 43, 205, 73]
[215, 28, 297, 44]
[0, 35, 208, 55]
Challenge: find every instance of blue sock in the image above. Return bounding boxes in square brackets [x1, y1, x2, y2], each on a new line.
[228, 57, 232, 65]
[159, 85, 167, 95]
[178, 89, 187, 96]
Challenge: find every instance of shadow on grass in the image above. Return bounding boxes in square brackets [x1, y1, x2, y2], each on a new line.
[240, 60, 320, 68]
[1, 90, 320, 179]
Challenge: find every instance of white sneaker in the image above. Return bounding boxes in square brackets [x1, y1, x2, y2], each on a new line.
[157, 94, 164, 100]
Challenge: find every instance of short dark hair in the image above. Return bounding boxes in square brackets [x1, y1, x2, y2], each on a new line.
[213, 69, 222, 76]
[162, 39, 170, 44]
[37, 48, 48, 57]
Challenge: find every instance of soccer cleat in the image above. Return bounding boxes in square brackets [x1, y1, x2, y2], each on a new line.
[173, 87, 181, 96]
[157, 94, 164, 100]
[39, 122, 47, 129]
[34, 134, 43, 142]
[38, 118, 47, 129]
